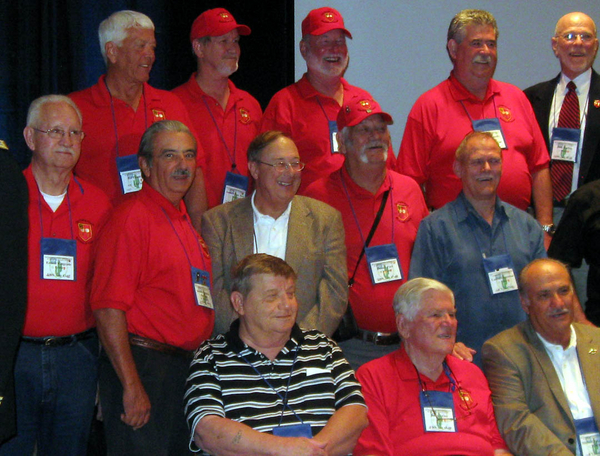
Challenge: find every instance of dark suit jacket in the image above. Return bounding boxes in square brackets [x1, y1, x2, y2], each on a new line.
[0, 148, 28, 444]
[524, 70, 600, 188]
[482, 321, 600, 456]
[201, 195, 347, 337]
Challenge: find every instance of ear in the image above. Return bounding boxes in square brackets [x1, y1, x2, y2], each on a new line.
[230, 291, 245, 316]
[248, 160, 260, 181]
[23, 126, 36, 151]
[551, 36, 559, 58]
[139, 156, 151, 178]
[520, 296, 530, 315]
[396, 313, 410, 340]
[192, 39, 204, 59]
[453, 159, 463, 179]
[299, 39, 308, 60]
[105, 41, 118, 65]
[447, 39, 458, 60]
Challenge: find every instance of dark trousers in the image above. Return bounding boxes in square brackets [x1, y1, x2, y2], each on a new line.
[99, 345, 192, 456]
[0, 335, 99, 456]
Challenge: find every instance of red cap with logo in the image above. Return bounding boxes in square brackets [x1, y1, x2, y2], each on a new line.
[190, 8, 251, 43]
[301, 7, 352, 38]
[337, 96, 393, 131]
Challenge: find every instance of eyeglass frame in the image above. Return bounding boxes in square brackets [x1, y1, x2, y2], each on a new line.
[32, 127, 85, 142]
[557, 32, 595, 43]
[255, 160, 305, 172]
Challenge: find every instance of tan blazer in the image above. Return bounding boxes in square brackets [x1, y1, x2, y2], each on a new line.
[201, 195, 347, 336]
[482, 321, 600, 455]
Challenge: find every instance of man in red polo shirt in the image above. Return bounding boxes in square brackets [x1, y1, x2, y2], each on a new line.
[305, 96, 428, 369]
[70, 10, 208, 228]
[0, 95, 111, 456]
[172, 8, 261, 213]
[261, 6, 394, 194]
[91, 121, 213, 455]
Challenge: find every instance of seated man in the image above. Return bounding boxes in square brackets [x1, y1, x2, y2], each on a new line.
[482, 259, 600, 455]
[355, 278, 511, 456]
[185, 254, 367, 455]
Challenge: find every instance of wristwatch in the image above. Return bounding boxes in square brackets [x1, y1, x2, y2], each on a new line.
[541, 224, 556, 236]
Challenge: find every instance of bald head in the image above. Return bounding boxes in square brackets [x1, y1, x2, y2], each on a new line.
[552, 12, 598, 80]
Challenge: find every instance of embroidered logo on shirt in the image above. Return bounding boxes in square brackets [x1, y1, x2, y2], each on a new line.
[152, 109, 166, 122]
[396, 202, 410, 222]
[239, 107, 251, 124]
[498, 106, 514, 122]
[77, 220, 93, 243]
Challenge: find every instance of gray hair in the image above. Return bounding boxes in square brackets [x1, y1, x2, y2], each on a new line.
[446, 9, 498, 61]
[455, 130, 501, 162]
[393, 278, 454, 321]
[247, 130, 291, 163]
[99, 10, 154, 66]
[26, 95, 82, 127]
[137, 120, 196, 171]
[231, 254, 297, 298]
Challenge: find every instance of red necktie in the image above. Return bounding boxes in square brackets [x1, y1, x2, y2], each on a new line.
[551, 81, 579, 202]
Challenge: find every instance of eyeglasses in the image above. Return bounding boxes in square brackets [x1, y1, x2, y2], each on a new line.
[32, 128, 85, 142]
[558, 32, 595, 43]
[256, 160, 305, 172]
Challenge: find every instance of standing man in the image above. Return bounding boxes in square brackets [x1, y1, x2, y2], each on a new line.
[261, 6, 393, 194]
[91, 121, 213, 455]
[483, 259, 600, 455]
[0, 96, 111, 455]
[0, 142, 27, 446]
[409, 131, 548, 365]
[398, 9, 553, 243]
[305, 96, 428, 368]
[525, 12, 600, 213]
[70, 10, 208, 226]
[201, 131, 347, 337]
[172, 8, 261, 213]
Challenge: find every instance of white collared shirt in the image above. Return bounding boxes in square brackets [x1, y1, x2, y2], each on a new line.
[538, 326, 593, 423]
[251, 191, 292, 260]
[549, 68, 592, 195]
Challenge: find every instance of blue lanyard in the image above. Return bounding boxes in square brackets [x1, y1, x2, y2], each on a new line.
[201, 96, 238, 171]
[161, 207, 207, 271]
[36, 180, 75, 240]
[459, 94, 498, 123]
[315, 96, 332, 122]
[340, 170, 395, 248]
[240, 347, 303, 425]
[414, 361, 456, 393]
[104, 79, 148, 158]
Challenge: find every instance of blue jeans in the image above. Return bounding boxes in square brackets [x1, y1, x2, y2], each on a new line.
[0, 334, 99, 456]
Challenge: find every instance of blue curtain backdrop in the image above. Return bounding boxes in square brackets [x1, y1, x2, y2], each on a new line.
[0, 0, 294, 167]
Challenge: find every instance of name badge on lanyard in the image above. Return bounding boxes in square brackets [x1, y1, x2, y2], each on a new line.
[272, 423, 313, 438]
[472, 118, 508, 149]
[116, 155, 143, 194]
[482, 253, 518, 295]
[551, 127, 579, 163]
[365, 244, 403, 285]
[192, 267, 213, 309]
[222, 171, 249, 204]
[420, 390, 457, 433]
[575, 416, 600, 456]
[41, 238, 76, 281]
[329, 120, 340, 154]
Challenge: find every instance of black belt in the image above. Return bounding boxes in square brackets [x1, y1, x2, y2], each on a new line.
[129, 334, 193, 359]
[356, 329, 400, 346]
[21, 328, 96, 347]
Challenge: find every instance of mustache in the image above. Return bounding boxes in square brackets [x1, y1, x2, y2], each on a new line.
[171, 169, 191, 177]
[473, 55, 492, 64]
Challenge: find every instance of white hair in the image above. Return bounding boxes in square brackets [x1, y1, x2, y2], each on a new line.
[26, 95, 82, 127]
[393, 278, 454, 320]
[98, 10, 154, 65]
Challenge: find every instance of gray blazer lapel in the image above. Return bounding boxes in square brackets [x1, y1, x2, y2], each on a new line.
[575, 324, 600, 425]
[285, 197, 312, 271]
[231, 198, 255, 260]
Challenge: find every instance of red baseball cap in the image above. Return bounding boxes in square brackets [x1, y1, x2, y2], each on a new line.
[301, 7, 352, 38]
[190, 8, 251, 43]
[337, 97, 393, 131]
